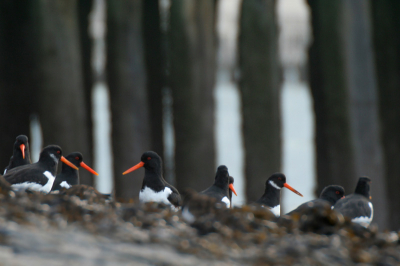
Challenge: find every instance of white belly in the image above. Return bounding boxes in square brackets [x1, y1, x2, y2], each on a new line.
[139, 186, 173, 205]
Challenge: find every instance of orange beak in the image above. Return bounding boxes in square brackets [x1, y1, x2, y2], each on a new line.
[80, 161, 99, 176]
[229, 183, 238, 196]
[20, 144, 25, 159]
[61, 156, 79, 170]
[283, 183, 303, 197]
[123, 161, 145, 175]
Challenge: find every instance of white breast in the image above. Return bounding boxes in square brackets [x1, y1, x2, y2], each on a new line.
[60, 181, 71, 189]
[182, 208, 196, 223]
[263, 204, 280, 217]
[139, 186, 173, 205]
[221, 196, 230, 208]
[11, 171, 55, 194]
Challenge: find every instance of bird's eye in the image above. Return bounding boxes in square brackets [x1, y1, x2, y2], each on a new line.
[75, 157, 79, 160]
[147, 157, 151, 160]
[336, 191, 340, 194]
[57, 150, 61, 154]
[278, 177, 282, 180]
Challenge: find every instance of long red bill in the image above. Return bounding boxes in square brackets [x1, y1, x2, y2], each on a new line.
[283, 183, 303, 197]
[229, 183, 238, 196]
[123, 161, 145, 175]
[20, 144, 25, 159]
[61, 156, 79, 170]
[80, 161, 99, 176]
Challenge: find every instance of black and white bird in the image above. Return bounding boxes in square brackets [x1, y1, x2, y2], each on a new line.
[255, 173, 303, 217]
[51, 152, 98, 191]
[123, 151, 181, 208]
[4, 135, 31, 174]
[200, 165, 237, 208]
[3, 145, 78, 194]
[286, 185, 345, 215]
[334, 177, 373, 227]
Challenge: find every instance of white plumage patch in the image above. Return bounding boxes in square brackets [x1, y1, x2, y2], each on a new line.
[3, 169, 6, 175]
[263, 204, 280, 217]
[269, 180, 281, 190]
[352, 202, 374, 228]
[11, 171, 55, 194]
[60, 181, 71, 189]
[182, 208, 195, 223]
[221, 196, 230, 208]
[50, 154, 59, 165]
[139, 186, 173, 205]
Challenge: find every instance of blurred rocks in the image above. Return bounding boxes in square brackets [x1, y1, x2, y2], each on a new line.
[0, 186, 398, 265]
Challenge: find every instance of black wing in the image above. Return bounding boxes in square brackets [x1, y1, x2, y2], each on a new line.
[166, 183, 182, 207]
[4, 166, 49, 186]
[334, 194, 372, 219]
[286, 199, 329, 215]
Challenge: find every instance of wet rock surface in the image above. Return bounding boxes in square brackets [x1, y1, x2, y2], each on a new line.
[0, 190, 398, 265]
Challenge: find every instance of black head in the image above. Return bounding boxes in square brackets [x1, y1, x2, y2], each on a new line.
[320, 185, 345, 205]
[229, 176, 234, 185]
[140, 151, 162, 171]
[14, 135, 29, 159]
[354, 176, 371, 199]
[64, 152, 83, 168]
[265, 173, 303, 197]
[266, 173, 286, 189]
[63, 152, 98, 175]
[214, 165, 229, 189]
[215, 165, 229, 178]
[15, 135, 29, 147]
[122, 151, 163, 176]
[39, 145, 62, 162]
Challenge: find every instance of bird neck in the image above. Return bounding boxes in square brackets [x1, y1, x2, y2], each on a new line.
[355, 182, 370, 199]
[213, 178, 229, 196]
[142, 168, 166, 191]
[259, 185, 281, 207]
[60, 163, 79, 179]
[13, 149, 31, 165]
[320, 194, 337, 205]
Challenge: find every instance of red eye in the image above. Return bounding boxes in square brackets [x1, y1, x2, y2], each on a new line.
[278, 177, 282, 180]
[57, 150, 61, 154]
[336, 191, 340, 194]
[75, 157, 79, 160]
[147, 157, 151, 160]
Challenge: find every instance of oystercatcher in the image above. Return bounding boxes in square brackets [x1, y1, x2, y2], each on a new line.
[3, 145, 78, 194]
[286, 185, 345, 215]
[4, 135, 31, 174]
[333, 177, 373, 227]
[123, 151, 181, 208]
[200, 165, 237, 208]
[255, 173, 303, 217]
[51, 152, 98, 191]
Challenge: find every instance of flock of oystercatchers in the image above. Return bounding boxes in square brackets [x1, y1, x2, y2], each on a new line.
[1, 135, 374, 228]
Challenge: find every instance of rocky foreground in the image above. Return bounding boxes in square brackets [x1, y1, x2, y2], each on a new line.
[0, 188, 398, 265]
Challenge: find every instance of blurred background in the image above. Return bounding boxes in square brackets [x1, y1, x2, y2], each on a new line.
[0, 0, 399, 230]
